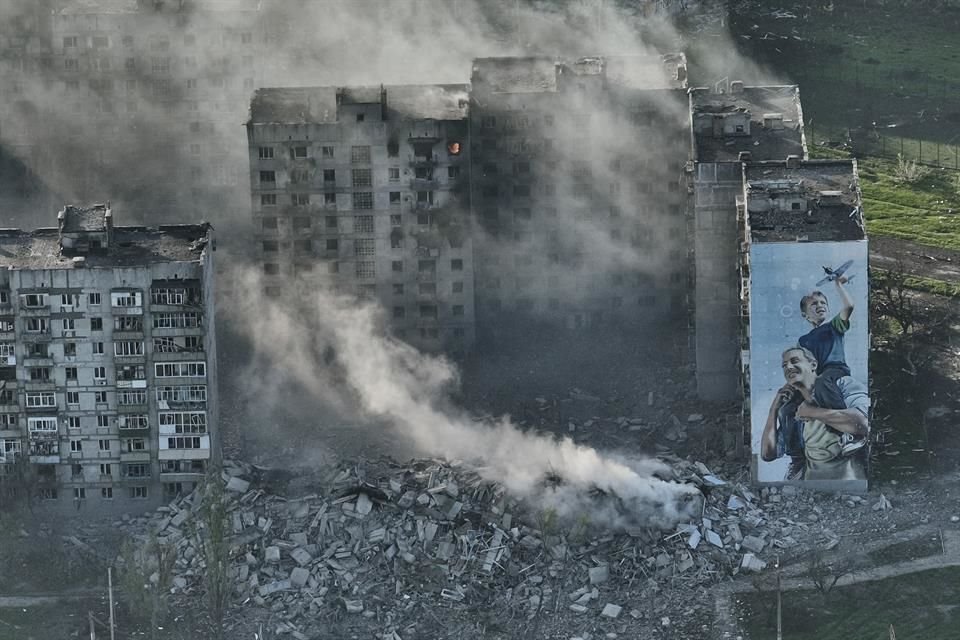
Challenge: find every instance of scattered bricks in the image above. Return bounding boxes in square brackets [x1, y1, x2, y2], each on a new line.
[569, 604, 588, 614]
[172, 510, 190, 528]
[740, 553, 767, 573]
[705, 530, 724, 548]
[289, 567, 310, 588]
[289, 532, 308, 547]
[290, 547, 312, 566]
[444, 481, 459, 498]
[435, 541, 455, 561]
[265, 546, 281, 564]
[588, 565, 610, 585]
[225, 477, 251, 493]
[258, 579, 292, 597]
[568, 586, 589, 602]
[741, 536, 766, 554]
[781, 485, 798, 496]
[446, 501, 463, 520]
[343, 599, 364, 614]
[728, 523, 744, 543]
[398, 491, 416, 509]
[727, 495, 747, 511]
[601, 603, 622, 619]
[355, 493, 373, 516]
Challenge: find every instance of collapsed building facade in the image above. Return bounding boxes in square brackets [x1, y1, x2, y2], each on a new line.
[0, 205, 219, 513]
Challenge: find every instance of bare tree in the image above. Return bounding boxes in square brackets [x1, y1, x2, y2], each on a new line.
[806, 550, 852, 600]
[117, 533, 178, 640]
[194, 470, 231, 640]
[871, 259, 956, 377]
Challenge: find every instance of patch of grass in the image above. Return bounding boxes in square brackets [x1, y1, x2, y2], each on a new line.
[808, 147, 960, 250]
[738, 567, 960, 640]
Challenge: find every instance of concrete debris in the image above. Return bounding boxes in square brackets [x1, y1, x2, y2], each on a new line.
[588, 565, 610, 584]
[740, 553, 767, 573]
[873, 494, 893, 512]
[225, 476, 251, 493]
[107, 457, 858, 639]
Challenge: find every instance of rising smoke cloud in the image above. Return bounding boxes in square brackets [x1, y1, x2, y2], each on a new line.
[230, 266, 702, 531]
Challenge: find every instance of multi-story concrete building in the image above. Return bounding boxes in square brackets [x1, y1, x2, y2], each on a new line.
[45, 0, 265, 229]
[689, 82, 806, 401]
[0, 204, 218, 513]
[469, 55, 690, 338]
[246, 84, 475, 354]
[738, 158, 869, 488]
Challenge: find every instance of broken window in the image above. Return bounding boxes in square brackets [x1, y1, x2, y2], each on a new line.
[419, 283, 436, 295]
[448, 166, 460, 179]
[259, 171, 275, 184]
[322, 146, 335, 159]
[263, 263, 279, 275]
[355, 261, 375, 279]
[354, 215, 374, 233]
[351, 146, 371, 164]
[417, 191, 434, 205]
[452, 281, 464, 294]
[481, 116, 496, 129]
[262, 240, 278, 253]
[261, 217, 278, 230]
[389, 192, 401, 205]
[393, 284, 404, 295]
[353, 192, 373, 210]
[325, 239, 339, 252]
[258, 147, 274, 160]
[419, 305, 438, 319]
[352, 169, 372, 187]
[392, 306, 405, 319]
[325, 216, 338, 229]
[290, 169, 310, 184]
[291, 193, 310, 206]
[291, 146, 308, 159]
[451, 259, 464, 271]
[294, 217, 311, 229]
[355, 239, 375, 256]
[453, 305, 464, 317]
[391, 235, 402, 250]
[323, 169, 336, 183]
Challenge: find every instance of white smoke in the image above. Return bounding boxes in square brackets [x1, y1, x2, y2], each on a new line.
[231, 267, 701, 531]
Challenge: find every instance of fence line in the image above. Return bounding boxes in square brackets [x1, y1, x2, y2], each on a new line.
[806, 121, 960, 170]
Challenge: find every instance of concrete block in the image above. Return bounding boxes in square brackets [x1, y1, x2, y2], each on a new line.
[225, 477, 250, 493]
[588, 565, 609, 584]
[265, 546, 281, 563]
[601, 603, 622, 619]
[290, 547, 312, 566]
[290, 567, 310, 587]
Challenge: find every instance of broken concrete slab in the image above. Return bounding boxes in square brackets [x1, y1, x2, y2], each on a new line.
[740, 553, 767, 573]
[588, 565, 609, 584]
[601, 603, 622, 618]
[265, 546, 281, 563]
[225, 477, 251, 493]
[741, 535, 766, 554]
[290, 567, 310, 588]
[290, 547, 312, 566]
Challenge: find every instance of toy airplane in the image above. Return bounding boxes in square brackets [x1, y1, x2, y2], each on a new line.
[816, 260, 855, 286]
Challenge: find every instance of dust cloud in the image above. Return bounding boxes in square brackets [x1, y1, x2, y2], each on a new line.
[229, 266, 702, 531]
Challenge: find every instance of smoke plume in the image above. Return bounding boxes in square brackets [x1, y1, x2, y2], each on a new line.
[230, 266, 701, 531]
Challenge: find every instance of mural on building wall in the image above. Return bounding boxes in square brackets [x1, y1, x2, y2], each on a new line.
[749, 241, 870, 486]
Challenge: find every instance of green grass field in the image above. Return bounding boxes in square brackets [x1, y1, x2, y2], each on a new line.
[738, 567, 960, 640]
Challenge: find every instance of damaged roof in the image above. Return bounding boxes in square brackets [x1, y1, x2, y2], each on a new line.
[471, 54, 688, 94]
[249, 84, 469, 125]
[472, 57, 560, 93]
[60, 204, 108, 233]
[690, 85, 805, 162]
[744, 160, 865, 243]
[0, 224, 212, 270]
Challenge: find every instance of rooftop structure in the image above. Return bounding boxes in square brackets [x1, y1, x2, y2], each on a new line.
[249, 84, 470, 125]
[0, 206, 218, 514]
[471, 53, 688, 94]
[690, 84, 805, 163]
[743, 159, 865, 243]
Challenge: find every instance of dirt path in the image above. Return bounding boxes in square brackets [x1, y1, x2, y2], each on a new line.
[870, 235, 960, 283]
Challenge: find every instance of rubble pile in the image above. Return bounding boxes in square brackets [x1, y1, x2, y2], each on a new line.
[124, 457, 844, 638]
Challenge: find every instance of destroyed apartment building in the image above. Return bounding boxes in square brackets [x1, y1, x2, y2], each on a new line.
[739, 158, 869, 489]
[246, 54, 691, 351]
[0, 204, 219, 513]
[246, 84, 476, 355]
[247, 61, 843, 412]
